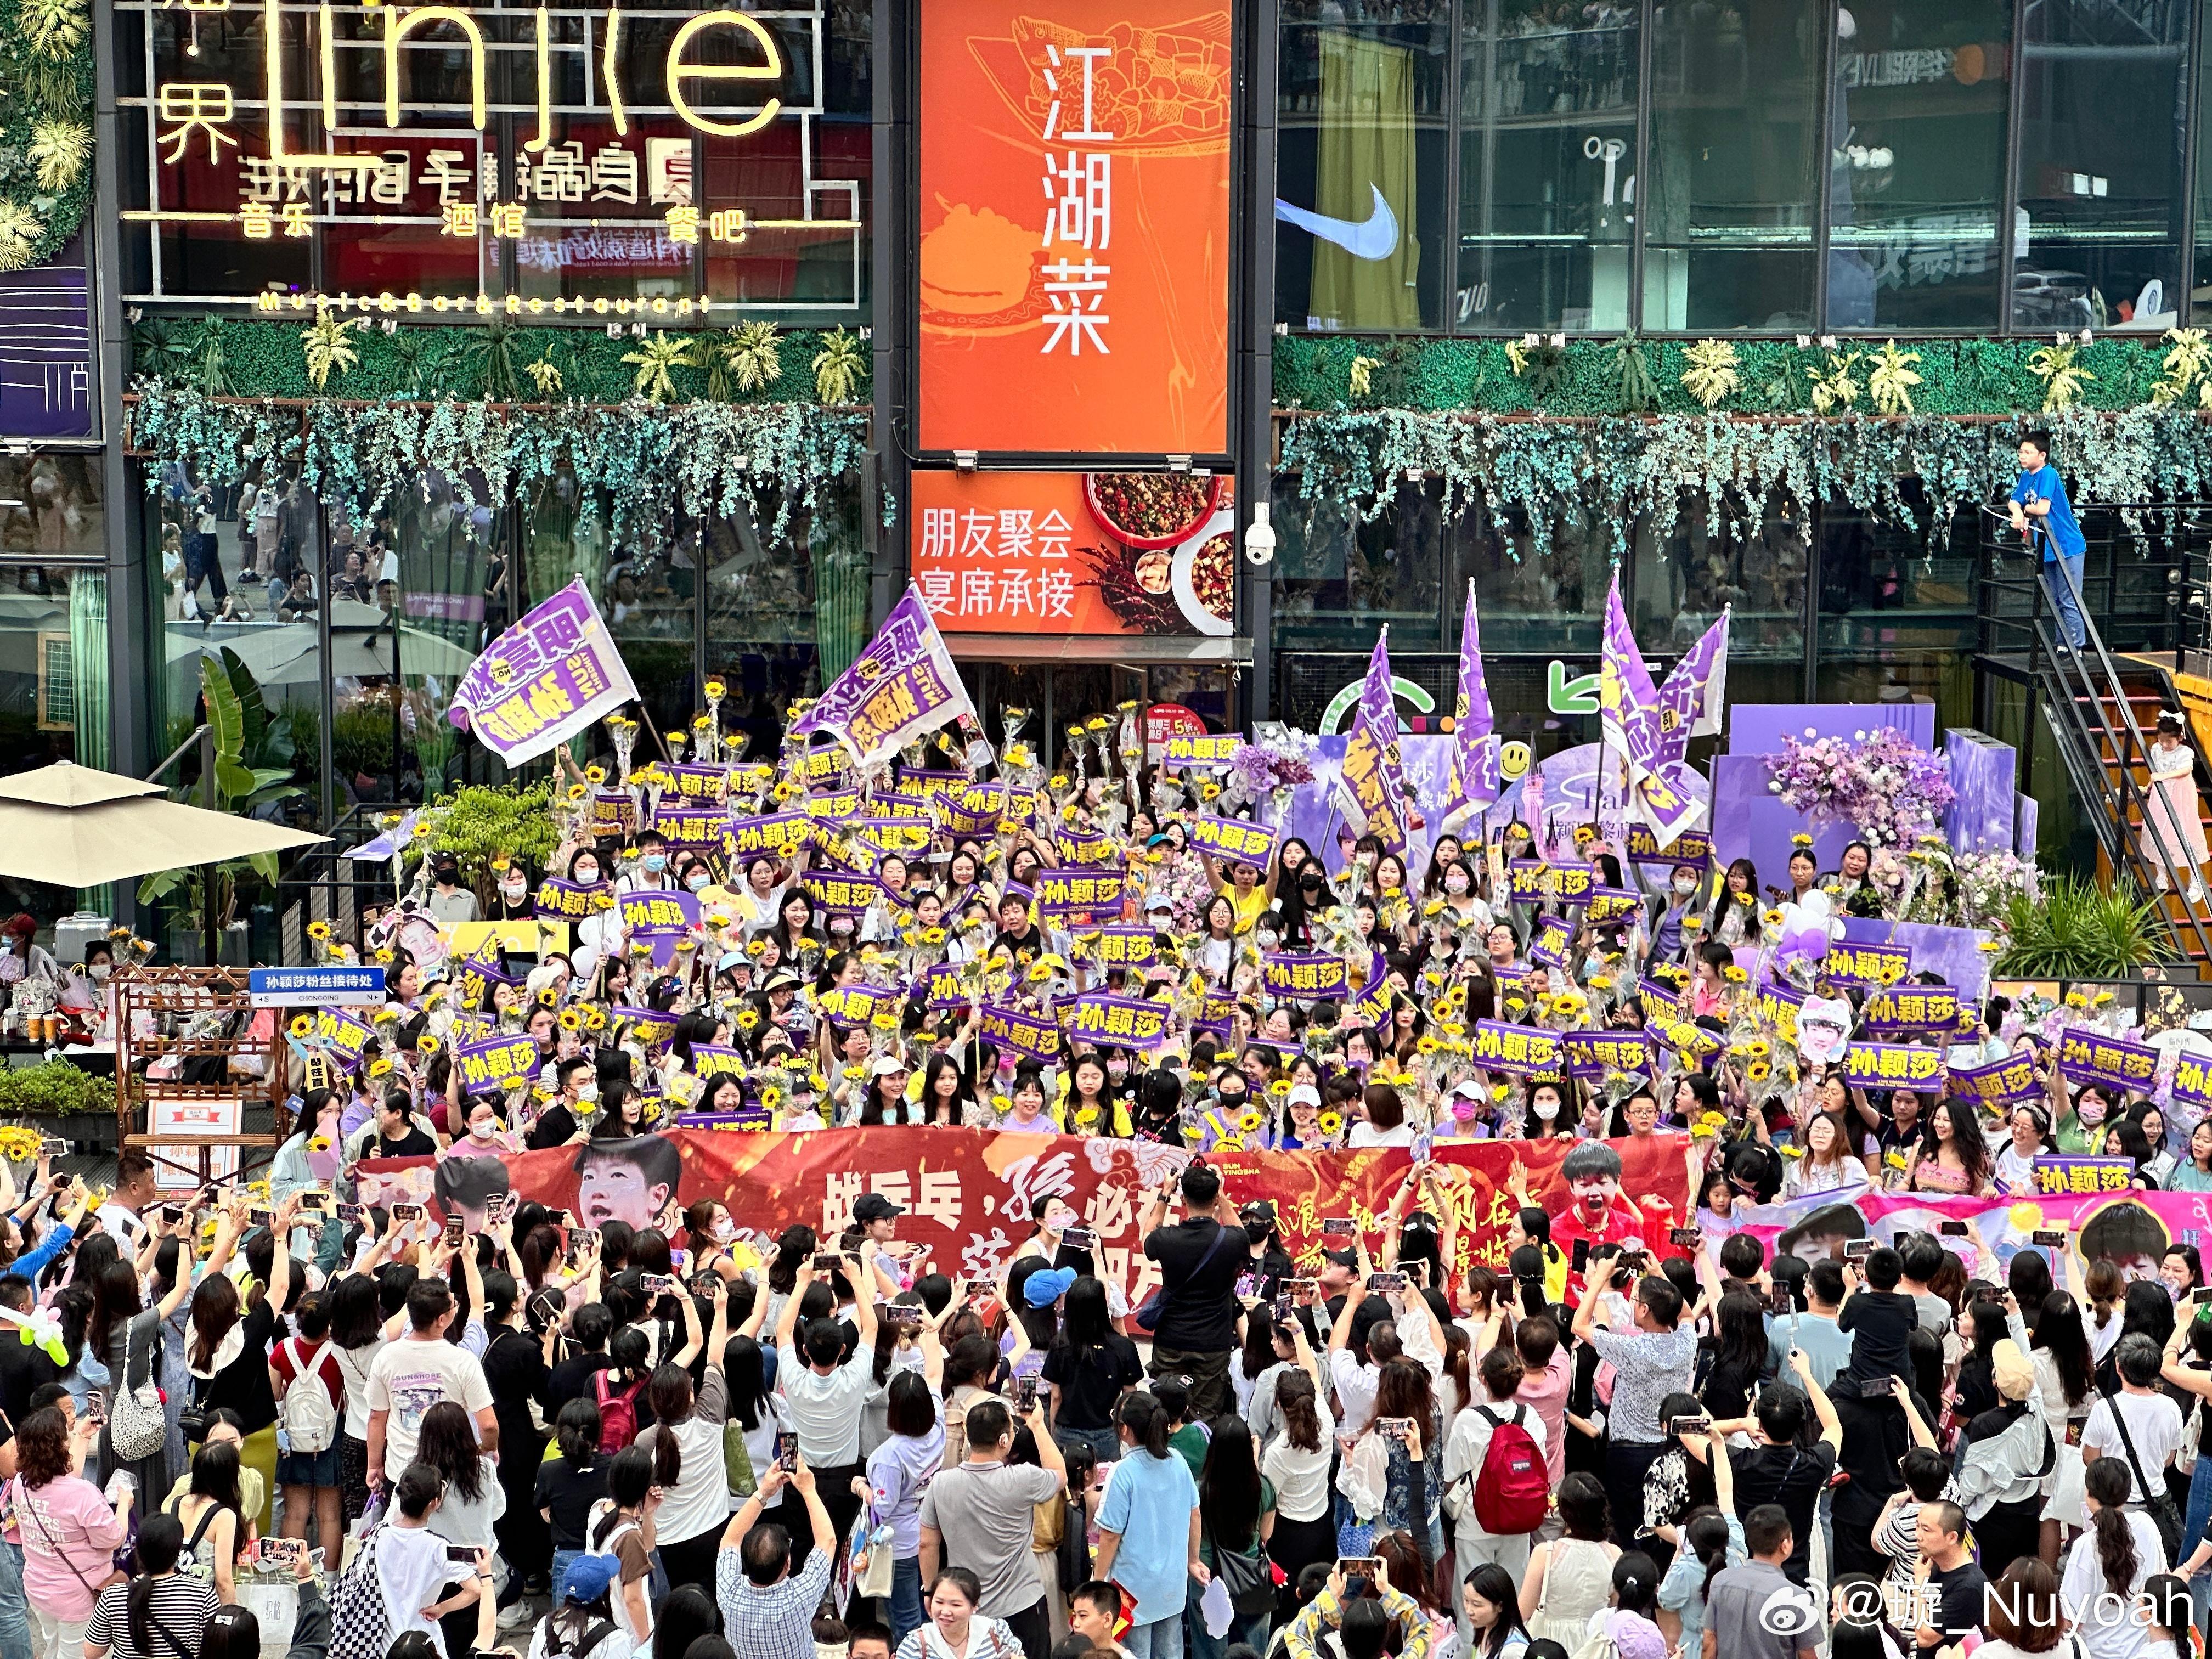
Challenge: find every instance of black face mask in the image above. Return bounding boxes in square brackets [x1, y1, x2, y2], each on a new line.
[1217, 1088, 1247, 1110]
[1243, 1221, 1274, 1248]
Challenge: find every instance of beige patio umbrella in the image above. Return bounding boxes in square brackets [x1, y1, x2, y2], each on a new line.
[0, 761, 325, 888]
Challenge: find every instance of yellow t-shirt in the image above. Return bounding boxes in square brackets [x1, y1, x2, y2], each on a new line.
[1228, 883, 1271, 934]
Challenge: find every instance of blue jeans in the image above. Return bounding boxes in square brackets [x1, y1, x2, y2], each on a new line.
[2182, 1454, 2212, 1560]
[550, 1548, 584, 1601]
[889, 1556, 924, 1649]
[1124, 1616, 1185, 1659]
[0, 1538, 30, 1659]
[2044, 552, 2088, 649]
[1054, 1426, 1122, 1466]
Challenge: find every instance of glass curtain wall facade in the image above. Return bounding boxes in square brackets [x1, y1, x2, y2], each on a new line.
[1278, 0, 2209, 334]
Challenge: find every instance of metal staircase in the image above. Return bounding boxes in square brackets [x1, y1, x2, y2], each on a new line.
[1974, 531, 2212, 973]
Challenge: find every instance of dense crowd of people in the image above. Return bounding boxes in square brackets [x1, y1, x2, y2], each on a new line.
[7, 696, 2209, 1659]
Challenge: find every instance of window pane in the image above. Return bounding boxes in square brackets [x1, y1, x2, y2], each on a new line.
[1277, 0, 1450, 331]
[1443, 496, 1606, 656]
[2195, 0, 2212, 318]
[1815, 494, 1978, 726]
[1455, 0, 1638, 331]
[1825, 0, 2012, 330]
[1268, 476, 1444, 652]
[1643, 0, 1820, 331]
[1632, 493, 1808, 667]
[522, 478, 695, 738]
[2015, 0, 2188, 332]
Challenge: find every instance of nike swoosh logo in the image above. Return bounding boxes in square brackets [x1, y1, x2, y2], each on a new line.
[1274, 184, 1399, 261]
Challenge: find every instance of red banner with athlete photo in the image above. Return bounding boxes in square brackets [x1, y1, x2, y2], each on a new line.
[357, 1129, 1688, 1304]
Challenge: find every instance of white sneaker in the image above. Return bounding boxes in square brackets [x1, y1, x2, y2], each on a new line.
[498, 1600, 537, 1630]
[2187, 882, 2204, 906]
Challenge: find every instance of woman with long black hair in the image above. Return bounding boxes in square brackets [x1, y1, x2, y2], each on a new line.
[633, 1283, 733, 1593]
[1194, 1417, 1276, 1659]
[81, 1515, 213, 1659]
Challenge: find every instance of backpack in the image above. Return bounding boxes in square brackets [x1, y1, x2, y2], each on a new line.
[595, 1371, 645, 1452]
[1469, 1404, 1548, 1535]
[278, 1338, 340, 1455]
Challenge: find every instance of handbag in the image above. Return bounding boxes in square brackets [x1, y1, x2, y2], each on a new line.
[2104, 1386, 2186, 1561]
[1210, 1534, 1277, 1618]
[110, 1321, 167, 1464]
[177, 1374, 207, 1448]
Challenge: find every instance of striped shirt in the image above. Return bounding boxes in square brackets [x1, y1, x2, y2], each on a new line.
[86, 1573, 221, 1659]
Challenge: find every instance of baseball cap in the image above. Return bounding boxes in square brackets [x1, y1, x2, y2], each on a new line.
[1321, 1247, 1359, 1270]
[560, 1553, 622, 1605]
[1287, 1083, 1321, 1108]
[1023, 1266, 1079, 1307]
[853, 1193, 904, 1223]
[1144, 891, 1175, 912]
[869, 1054, 911, 1077]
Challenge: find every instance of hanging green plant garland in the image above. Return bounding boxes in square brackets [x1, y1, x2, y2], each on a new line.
[0, 0, 93, 270]
[126, 316, 882, 540]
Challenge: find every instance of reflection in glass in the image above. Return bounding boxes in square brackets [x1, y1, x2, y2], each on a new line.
[1277, 0, 1449, 331]
[1632, 494, 1808, 664]
[2015, 0, 2188, 332]
[1269, 476, 1444, 651]
[703, 487, 849, 764]
[1456, 0, 1639, 331]
[1825, 0, 2012, 330]
[1643, 0, 1820, 330]
[1815, 494, 1977, 726]
[1445, 495, 1605, 656]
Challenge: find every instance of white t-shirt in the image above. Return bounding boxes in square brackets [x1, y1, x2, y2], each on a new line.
[367, 1336, 495, 1480]
[1442, 1398, 1550, 1542]
[375, 1523, 462, 1655]
[2081, 1392, 2185, 1503]
[2063, 1509, 2169, 1659]
[333, 1337, 385, 1440]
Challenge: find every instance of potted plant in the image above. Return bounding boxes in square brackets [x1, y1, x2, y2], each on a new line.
[1991, 876, 2177, 980]
[0, 1060, 116, 1155]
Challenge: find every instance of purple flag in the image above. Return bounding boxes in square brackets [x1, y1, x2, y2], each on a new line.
[791, 584, 975, 771]
[1602, 574, 1706, 849]
[1338, 630, 1413, 853]
[1442, 582, 1500, 834]
[447, 581, 639, 765]
[1660, 610, 1731, 744]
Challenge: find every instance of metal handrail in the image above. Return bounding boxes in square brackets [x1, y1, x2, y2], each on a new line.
[1984, 535, 2212, 965]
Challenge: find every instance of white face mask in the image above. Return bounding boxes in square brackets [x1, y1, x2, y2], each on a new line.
[1444, 875, 1469, 895]
[503, 880, 527, 898]
[1674, 876, 1699, 895]
[1532, 1096, 1560, 1119]
[470, 1118, 496, 1140]
[578, 1082, 599, 1104]
[574, 865, 600, 884]
[88, 963, 109, 983]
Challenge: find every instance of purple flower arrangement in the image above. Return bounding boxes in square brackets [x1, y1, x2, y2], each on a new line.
[1763, 726, 1957, 849]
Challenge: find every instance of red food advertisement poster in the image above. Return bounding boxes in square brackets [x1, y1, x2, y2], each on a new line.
[911, 470, 1236, 635]
[915, 0, 1232, 456]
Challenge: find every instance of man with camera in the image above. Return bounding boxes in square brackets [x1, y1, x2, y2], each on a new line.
[1571, 1243, 1696, 1545]
[1139, 1160, 1245, 1419]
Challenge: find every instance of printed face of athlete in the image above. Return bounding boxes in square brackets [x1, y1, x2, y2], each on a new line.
[576, 1154, 672, 1231]
[1568, 1167, 1620, 1219]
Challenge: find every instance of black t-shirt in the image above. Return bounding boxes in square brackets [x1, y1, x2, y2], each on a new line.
[1144, 1218, 1243, 1352]
[1919, 1560, 1988, 1655]
[547, 1351, 613, 1417]
[1040, 1334, 1145, 1430]
[1729, 1440, 1837, 1585]
[484, 1327, 549, 1439]
[201, 1299, 282, 1433]
[528, 1105, 580, 1152]
[0, 1336, 59, 1430]
[365, 1126, 437, 1160]
[534, 1454, 610, 1549]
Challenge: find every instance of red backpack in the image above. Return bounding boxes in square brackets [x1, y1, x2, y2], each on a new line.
[1469, 1404, 1548, 1534]
[594, 1370, 645, 1451]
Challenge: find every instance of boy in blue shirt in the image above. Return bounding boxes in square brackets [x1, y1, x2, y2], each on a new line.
[2010, 429, 2088, 649]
